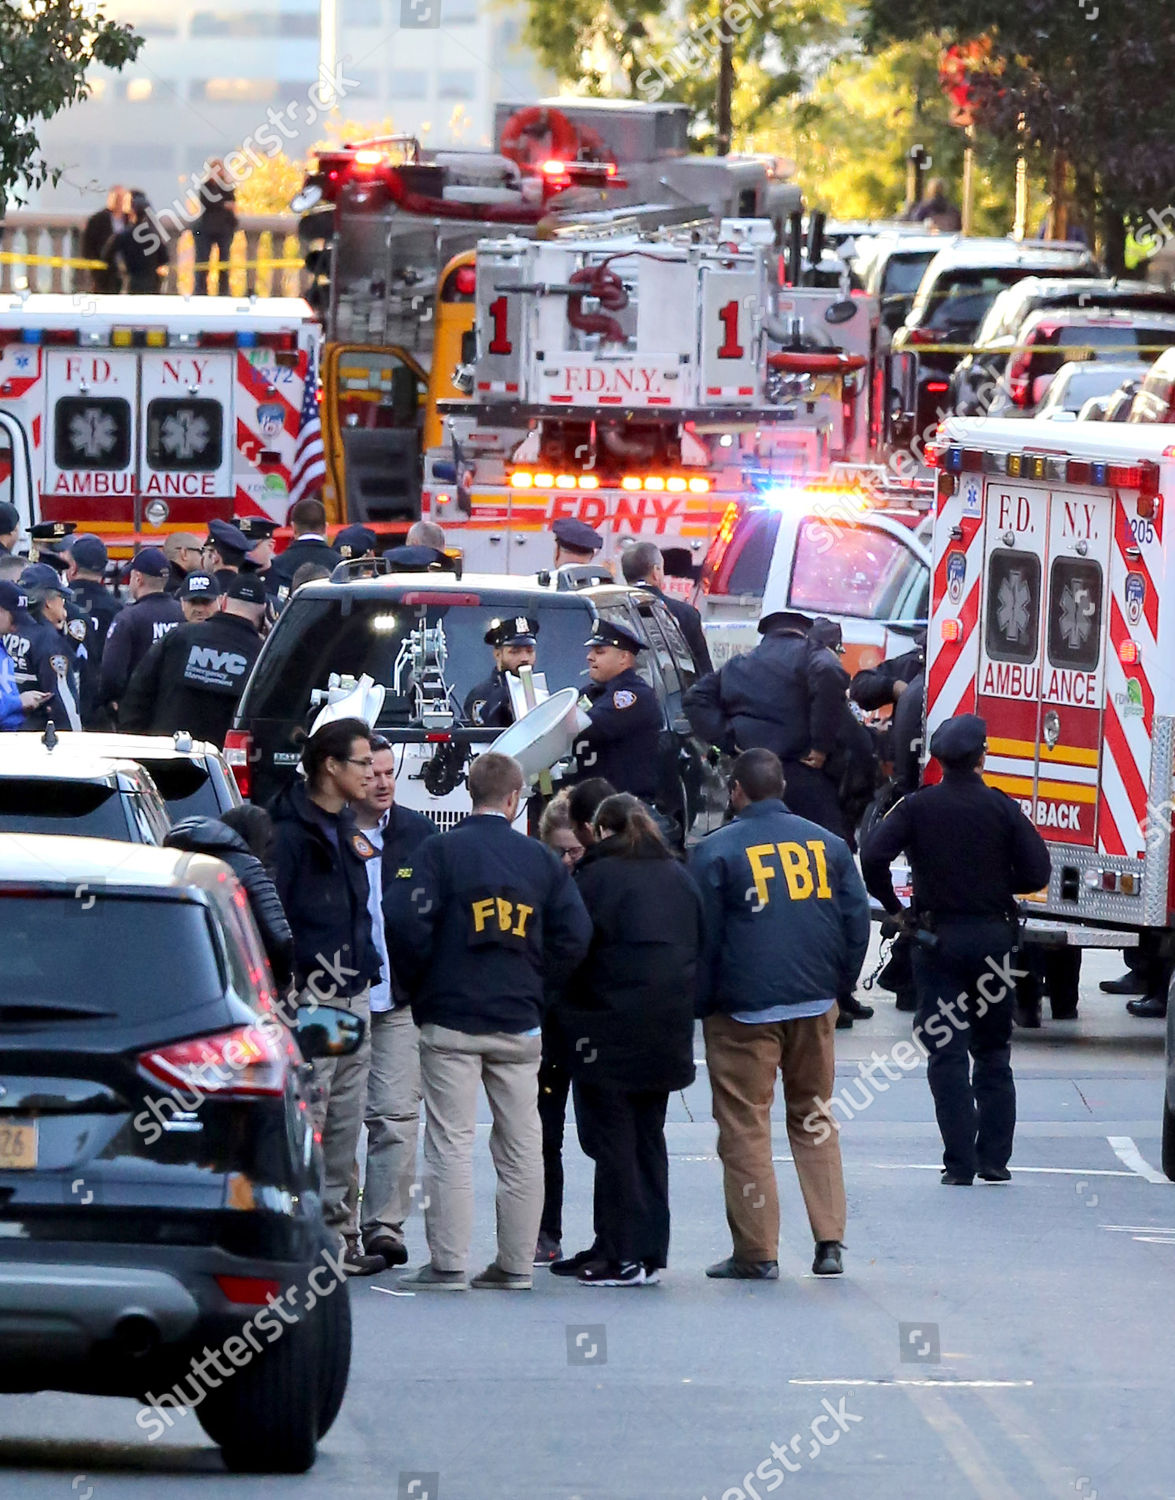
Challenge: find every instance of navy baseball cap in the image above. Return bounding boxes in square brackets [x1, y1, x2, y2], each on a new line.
[226, 572, 268, 605]
[485, 615, 539, 648]
[383, 544, 446, 571]
[207, 518, 250, 560]
[0, 580, 26, 613]
[335, 524, 379, 559]
[0, 502, 19, 532]
[234, 515, 279, 541]
[929, 713, 987, 767]
[19, 562, 72, 599]
[69, 534, 109, 571]
[585, 618, 644, 653]
[758, 608, 813, 635]
[810, 616, 844, 653]
[177, 570, 219, 600]
[553, 517, 603, 554]
[130, 546, 169, 578]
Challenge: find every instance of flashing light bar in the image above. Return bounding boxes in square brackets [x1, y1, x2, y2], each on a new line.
[509, 470, 710, 493]
[942, 446, 1160, 495]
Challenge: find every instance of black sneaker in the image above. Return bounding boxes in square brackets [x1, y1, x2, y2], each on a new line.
[534, 1232, 563, 1265]
[1126, 995, 1168, 1019]
[367, 1236, 408, 1269]
[834, 1011, 854, 1030]
[978, 1167, 1012, 1183]
[838, 995, 874, 1020]
[812, 1241, 844, 1276]
[705, 1256, 779, 1280]
[578, 1260, 645, 1287]
[550, 1246, 600, 1277]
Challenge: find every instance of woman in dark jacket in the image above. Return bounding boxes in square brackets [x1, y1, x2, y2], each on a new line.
[553, 794, 703, 1287]
[109, 190, 169, 294]
[163, 811, 294, 989]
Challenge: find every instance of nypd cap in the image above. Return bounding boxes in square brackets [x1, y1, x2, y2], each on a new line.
[68, 534, 109, 571]
[0, 502, 19, 533]
[130, 546, 170, 578]
[383, 544, 446, 571]
[757, 608, 813, 635]
[335, 524, 379, 559]
[234, 515, 279, 541]
[177, 570, 219, 600]
[929, 713, 988, 767]
[552, 517, 603, 554]
[585, 618, 644, 653]
[485, 615, 539, 648]
[19, 562, 72, 599]
[207, 518, 250, 561]
[226, 572, 268, 605]
[0, 580, 27, 613]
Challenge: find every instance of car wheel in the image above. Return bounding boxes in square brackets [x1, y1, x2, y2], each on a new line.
[315, 1275, 352, 1439]
[1162, 1094, 1175, 1182]
[197, 1306, 320, 1473]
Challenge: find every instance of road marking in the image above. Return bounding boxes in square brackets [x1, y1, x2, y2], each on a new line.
[371, 1285, 416, 1297]
[1106, 1134, 1169, 1183]
[789, 1378, 1033, 1388]
[1099, 1223, 1175, 1243]
[674, 1155, 1137, 1175]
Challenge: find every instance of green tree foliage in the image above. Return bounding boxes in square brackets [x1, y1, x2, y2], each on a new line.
[0, 0, 141, 203]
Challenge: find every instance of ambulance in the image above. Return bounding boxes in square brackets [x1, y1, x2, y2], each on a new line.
[0, 294, 319, 558]
[926, 417, 1175, 955]
[420, 227, 883, 580]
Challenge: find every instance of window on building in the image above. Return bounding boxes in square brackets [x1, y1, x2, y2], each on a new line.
[389, 69, 428, 100]
[444, 0, 479, 20]
[120, 10, 181, 35]
[343, 0, 384, 24]
[197, 78, 282, 104]
[118, 144, 178, 172]
[437, 70, 475, 99]
[125, 78, 154, 102]
[191, 10, 318, 36]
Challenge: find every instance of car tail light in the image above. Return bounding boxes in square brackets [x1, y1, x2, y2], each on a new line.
[1006, 352, 1032, 408]
[138, 1025, 288, 1098]
[904, 328, 939, 346]
[217, 1275, 284, 1304]
[224, 728, 253, 797]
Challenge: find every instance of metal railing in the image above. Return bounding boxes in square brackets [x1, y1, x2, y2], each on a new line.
[0, 209, 306, 298]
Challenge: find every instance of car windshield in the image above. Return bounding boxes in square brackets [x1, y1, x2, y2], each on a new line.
[133, 757, 223, 818]
[0, 778, 131, 839]
[241, 593, 597, 726]
[922, 265, 1088, 336]
[789, 520, 918, 619]
[883, 251, 936, 297]
[1028, 323, 1175, 382]
[0, 893, 222, 1020]
[1043, 364, 1148, 412]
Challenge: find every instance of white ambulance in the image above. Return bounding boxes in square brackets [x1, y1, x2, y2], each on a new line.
[0, 294, 319, 558]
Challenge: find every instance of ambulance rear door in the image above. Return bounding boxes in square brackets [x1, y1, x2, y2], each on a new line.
[41, 350, 139, 536]
[139, 349, 235, 530]
[976, 478, 1110, 846]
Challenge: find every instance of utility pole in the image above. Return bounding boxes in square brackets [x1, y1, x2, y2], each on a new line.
[716, 37, 733, 156]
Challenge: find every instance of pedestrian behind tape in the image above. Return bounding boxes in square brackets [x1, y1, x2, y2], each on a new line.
[689, 749, 870, 1281]
[390, 752, 592, 1292]
[553, 794, 702, 1287]
[859, 713, 1051, 1186]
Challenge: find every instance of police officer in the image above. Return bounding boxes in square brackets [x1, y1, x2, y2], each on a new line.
[99, 547, 183, 721]
[684, 607, 849, 837]
[464, 616, 539, 727]
[204, 518, 251, 592]
[335, 524, 379, 562]
[176, 570, 220, 623]
[0, 579, 52, 728]
[117, 573, 267, 745]
[860, 713, 1052, 1185]
[0, 502, 20, 556]
[57, 533, 118, 656]
[383, 544, 451, 573]
[14, 563, 84, 730]
[552, 517, 605, 570]
[31, 524, 102, 727]
[235, 515, 280, 587]
[573, 619, 661, 801]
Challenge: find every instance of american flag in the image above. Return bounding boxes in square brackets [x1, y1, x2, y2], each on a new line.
[287, 350, 326, 505]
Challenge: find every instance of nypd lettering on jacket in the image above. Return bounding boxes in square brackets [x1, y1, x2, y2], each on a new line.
[182, 643, 251, 689]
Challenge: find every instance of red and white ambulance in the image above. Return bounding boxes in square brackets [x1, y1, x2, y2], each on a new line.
[0, 294, 319, 558]
[927, 417, 1175, 948]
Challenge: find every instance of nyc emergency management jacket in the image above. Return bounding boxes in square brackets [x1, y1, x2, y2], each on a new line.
[391, 813, 592, 1034]
[684, 629, 845, 762]
[688, 798, 871, 1017]
[118, 612, 262, 746]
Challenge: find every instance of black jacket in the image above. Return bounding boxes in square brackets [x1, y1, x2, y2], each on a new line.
[377, 802, 439, 1006]
[71, 578, 119, 658]
[268, 537, 342, 594]
[119, 611, 261, 747]
[2, 604, 83, 731]
[558, 839, 701, 1093]
[464, 667, 514, 727]
[860, 768, 1052, 920]
[390, 812, 592, 1035]
[684, 627, 845, 761]
[100, 592, 184, 710]
[163, 816, 294, 988]
[270, 780, 381, 999]
[849, 646, 924, 712]
[572, 667, 662, 800]
[645, 585, 712, 673]
[890, 669, 925, 793]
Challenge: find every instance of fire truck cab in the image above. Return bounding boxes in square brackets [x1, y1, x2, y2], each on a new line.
[0, 294, 318, 558]
[928, 417, 1175, 955]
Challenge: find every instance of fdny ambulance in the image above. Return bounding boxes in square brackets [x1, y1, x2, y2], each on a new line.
[927, 417, 1175, 954]
[421, 228, 882, 578]
[0, 295, 319, 558]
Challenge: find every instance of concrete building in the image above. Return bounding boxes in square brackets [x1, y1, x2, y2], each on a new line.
[32, 0, 551, 214]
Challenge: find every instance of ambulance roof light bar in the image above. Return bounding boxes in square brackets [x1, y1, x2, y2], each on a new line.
[941, 444, 1159, 496]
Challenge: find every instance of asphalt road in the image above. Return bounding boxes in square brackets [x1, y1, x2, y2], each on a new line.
[2, 943, 1172, 1500]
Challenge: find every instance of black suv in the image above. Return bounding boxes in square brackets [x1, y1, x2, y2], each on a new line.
[230, 570, 727, 840]
[0, 834, 363, 1472]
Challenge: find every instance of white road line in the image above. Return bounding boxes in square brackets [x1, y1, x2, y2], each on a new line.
[1106, 1134, 1170, 1183]
[371, 1285, 416, 1297]
[865, 1163, 1135, 1177]
[789, 1379, 1034, 1388]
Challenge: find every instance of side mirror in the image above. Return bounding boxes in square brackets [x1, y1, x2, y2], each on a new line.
[296, 1005, 366, 1060]
[825, 299, 858, 325]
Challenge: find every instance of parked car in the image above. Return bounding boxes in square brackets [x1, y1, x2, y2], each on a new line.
[1035, 360, 1151, 420]
[1128, 345, 1175, 424]
[984, 308, 1175, 416]
[230, 569, 726, 841]
[890, 239, 1100, 449]
[1081, 375, 1145, 422]
[0, 733, 171, 842]
[0, 834, 361, 1471]
[852, 231, 956, 335]
[949, 276, 1175, 415]
[53, 733, 241, 820]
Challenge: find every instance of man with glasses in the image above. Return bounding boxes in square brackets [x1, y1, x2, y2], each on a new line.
[164, 533, 206, 595]
[345, 736, 437, 1271]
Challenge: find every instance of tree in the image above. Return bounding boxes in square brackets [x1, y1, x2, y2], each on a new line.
[0, 0, 141, 204]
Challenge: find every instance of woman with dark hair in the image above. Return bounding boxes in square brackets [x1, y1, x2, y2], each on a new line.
[552, 794, 703, 1286]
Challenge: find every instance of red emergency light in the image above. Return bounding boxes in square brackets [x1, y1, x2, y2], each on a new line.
[1118, 639, 1140, 665]
[940, 618, 962, 643]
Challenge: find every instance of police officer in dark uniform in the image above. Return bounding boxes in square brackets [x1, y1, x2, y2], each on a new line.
[99, 547, 183, 721]
[30, 524, 102, 726]
[49, 532, 118, 729]
[117, 573, 267, 745]
[572, 619, 661, 801]
[551, 517, 605, 570]
[235, 515, 279, 586]
[383, 544, 451, 573]
[464, 616, 539, 727]
[0, 502, 20, 556]
[14, 563, 84, 731]
[204, 518, 251, 592]
[334, 524, 379, 562]
[860, 714, 1052, 1185]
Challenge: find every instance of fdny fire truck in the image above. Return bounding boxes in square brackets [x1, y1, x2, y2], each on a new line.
[0, 295, 318, 558]
[420, 226, 883, 577]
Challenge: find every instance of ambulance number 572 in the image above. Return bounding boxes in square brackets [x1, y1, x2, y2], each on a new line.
[1129, 517, 1155, 545]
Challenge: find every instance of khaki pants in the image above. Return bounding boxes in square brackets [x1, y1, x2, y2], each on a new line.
[703, 1008, 846, 1261]
[343, 1006, 422, 1249]
[418, 1023, 543, 1277]
[308, 987, 372, 1240]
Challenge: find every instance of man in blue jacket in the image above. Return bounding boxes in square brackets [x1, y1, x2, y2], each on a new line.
[690, 748, 870, 1281]
[391, 752, 592, 1291]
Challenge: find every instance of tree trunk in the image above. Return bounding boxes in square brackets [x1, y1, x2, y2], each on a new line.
[1100, 199, 1128, 277]
[716, 39, 733, 156]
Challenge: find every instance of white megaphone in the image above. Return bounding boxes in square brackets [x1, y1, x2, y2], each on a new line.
[309, 672, 386, 736]
[489, 686, 592, 784]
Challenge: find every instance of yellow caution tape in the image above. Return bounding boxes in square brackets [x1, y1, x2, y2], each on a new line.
[0, 252, 303, 272]
[191, 258, 304, 270]
[900, 340, 1175, 358]
[0, 251, 109, 269]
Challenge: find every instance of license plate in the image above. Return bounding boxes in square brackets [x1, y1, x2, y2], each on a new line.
[0, 1119, 38, 1169]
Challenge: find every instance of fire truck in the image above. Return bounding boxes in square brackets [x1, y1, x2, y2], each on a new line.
[0, 294, 318, 557]
[926, 416, 1175, 968]
[420, 225, 884, 577]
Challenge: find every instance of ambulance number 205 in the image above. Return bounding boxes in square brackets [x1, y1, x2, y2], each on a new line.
[1128, 517, 1155, 545]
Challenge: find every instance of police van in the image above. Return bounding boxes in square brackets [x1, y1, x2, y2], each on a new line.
[0, 295, 319, 558]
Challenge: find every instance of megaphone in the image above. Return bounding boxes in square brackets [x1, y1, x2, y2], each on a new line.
[489, 686, 591, 784]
